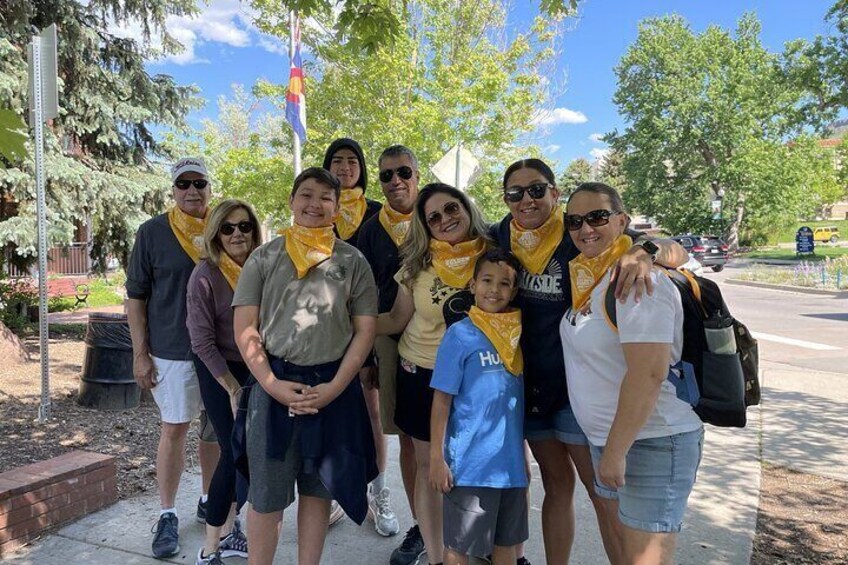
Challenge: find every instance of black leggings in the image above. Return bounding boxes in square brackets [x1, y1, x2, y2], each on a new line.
[192, 355, 250, 527]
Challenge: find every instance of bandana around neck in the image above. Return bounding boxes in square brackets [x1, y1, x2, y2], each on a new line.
[218, 252, 242, 290]
[468, 305, 524, 376]
[285, 223, 337, 279]
[335, 187, 367, 240]
[429, 237, 487, 288]
[378, 204, 413, 248]
[569, 234, 633, 311]
[510, 206, 564, 275]
[168, 206, 208, 264]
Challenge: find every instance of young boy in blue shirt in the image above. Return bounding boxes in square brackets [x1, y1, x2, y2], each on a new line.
[429, 248, 528, 565]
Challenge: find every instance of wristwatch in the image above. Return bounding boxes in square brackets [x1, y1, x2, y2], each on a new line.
[634, 239, 659, 263]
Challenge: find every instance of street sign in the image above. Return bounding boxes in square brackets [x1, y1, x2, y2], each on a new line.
[796, 226, 815, 255]
[27, 24, 59, 123]
[432, 144, 481, 191]
[710, 198, 722, 220]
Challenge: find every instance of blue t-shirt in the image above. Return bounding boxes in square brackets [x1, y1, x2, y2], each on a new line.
[430, 318, 527, 489]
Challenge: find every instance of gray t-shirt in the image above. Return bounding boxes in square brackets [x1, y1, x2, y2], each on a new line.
[232, 235, 378, 366]
[125, 213, 196, 360]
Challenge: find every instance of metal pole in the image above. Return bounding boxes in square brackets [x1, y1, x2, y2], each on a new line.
[454, 139, 462, 190]
[290, 11, 302, 176]
[32, 35, 51, 422]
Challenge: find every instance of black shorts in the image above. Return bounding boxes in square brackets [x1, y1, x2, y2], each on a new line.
[394, 357, 434, 442]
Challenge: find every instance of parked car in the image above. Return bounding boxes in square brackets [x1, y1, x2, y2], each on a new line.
[813, 226, 840, 243]
[671, 234, 730, 272]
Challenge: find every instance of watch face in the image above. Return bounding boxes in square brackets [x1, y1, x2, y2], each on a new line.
[642, 240, 659, 255]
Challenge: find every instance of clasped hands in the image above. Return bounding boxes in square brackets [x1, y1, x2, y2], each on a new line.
[271, 379, 341, 416]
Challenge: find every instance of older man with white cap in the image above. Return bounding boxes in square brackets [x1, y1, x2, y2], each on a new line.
[126, 158, 221, 558]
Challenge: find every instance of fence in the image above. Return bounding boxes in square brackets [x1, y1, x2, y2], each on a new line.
[4, 242, 91, 278]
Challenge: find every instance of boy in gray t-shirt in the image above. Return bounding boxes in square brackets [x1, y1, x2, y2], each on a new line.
[233, 167, 378, 565]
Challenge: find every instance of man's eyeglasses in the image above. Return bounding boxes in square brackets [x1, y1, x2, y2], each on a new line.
[426, 201, 462, 228]
[174, 179, 209, 190]
[220, 221, 254, 236]
[379, 166, 414, 183]
[504, 182, 550, 203]
[564, 209, 622, 231]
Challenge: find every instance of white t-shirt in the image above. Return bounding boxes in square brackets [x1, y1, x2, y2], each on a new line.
[559, 269, 702, 446]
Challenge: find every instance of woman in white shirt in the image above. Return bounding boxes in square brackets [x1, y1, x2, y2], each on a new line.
[559, 182, 703, 565]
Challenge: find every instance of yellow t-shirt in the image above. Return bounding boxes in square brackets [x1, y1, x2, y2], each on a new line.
[394, 266, 473, 369]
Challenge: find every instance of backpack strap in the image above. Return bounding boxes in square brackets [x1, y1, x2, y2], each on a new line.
[602, 282, 619, 333]
[665, 269, 707, 317]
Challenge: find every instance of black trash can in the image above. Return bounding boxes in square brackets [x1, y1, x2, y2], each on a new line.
[78, 312, 139, 410]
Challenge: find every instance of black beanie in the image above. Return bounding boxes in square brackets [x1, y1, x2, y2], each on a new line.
[322, 138, 368, 193]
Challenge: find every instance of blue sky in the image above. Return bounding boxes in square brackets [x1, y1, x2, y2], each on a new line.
[129, 0, 837, 171]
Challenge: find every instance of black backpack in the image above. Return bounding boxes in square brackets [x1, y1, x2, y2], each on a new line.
[603, 268, 760, 428]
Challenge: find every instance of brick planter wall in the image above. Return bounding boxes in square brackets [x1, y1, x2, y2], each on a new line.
[0, 451, 117, 557]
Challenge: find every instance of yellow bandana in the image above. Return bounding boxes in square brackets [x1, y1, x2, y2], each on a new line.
[218, 253, 242, 290]
[569, 234, 633, 311]
[510, 207, 564, 275]
[168, 206, 208, 264]
[378, 204, 412, 248]
[429, 237, 487, 288]
[285, 223, 336, 278]
[468, 306, 524, 376]
[335, 187, 367, 240]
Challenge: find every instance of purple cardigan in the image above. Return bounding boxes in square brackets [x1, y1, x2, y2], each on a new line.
[186, 259, 243, 378]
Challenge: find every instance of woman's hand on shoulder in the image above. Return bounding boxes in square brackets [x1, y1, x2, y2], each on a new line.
[611, 245, 655, 303]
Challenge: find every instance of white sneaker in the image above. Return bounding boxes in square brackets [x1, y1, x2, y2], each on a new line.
[328, 500, 345, 526]
[368, 486, 400, 536]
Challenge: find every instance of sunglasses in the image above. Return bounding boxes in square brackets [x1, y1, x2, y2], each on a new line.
[220, 221, 254, 236]
[426, 201, 463, 228]
[564, 209, 622, 231]
[174, 179, 209, 190]
[503, 182, 550, 203]
[379, 166, 414, 183]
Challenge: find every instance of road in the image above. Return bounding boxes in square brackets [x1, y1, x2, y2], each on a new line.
[707, 262, 848, 374]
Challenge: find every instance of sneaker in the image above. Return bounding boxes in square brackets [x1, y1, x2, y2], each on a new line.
[328, 500, 345, 526]
[517, 558, 532, 565]
[368, 486, 400, 536]
[196, 497, 207, 524]
[195, 548, 225, 565]
[151, 512, 180, 558]
[218, 517, 248, 559]
[390, 524, 425, 565]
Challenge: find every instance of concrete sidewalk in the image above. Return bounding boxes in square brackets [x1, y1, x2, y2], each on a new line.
[4, 420, 762, 565]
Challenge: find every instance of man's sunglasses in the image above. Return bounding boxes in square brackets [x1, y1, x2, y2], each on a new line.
[220, 221, 254, 236]
[379, 166, 414, 183]
[504, 182, 550, 203]
[564, 209, 622, 231]
[174, 179, 209, 190]
[426, 201, 462, 228]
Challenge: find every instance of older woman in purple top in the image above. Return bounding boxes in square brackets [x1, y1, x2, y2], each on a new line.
[187, 199, 263, 565]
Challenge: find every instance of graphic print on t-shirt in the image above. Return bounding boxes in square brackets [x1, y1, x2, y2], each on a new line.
[519, 257, 564, 302]
[428, 276, 473, 328]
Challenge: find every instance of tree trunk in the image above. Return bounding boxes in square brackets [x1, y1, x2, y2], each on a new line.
[725, 194, 746, 252]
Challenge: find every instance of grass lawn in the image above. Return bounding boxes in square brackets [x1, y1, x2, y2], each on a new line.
[49, 273, 125, 312]
[741, 247, 848, 262]
[773, 220, 848, 244]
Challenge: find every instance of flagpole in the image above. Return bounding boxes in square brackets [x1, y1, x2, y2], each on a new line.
[290, 11, 302, 176]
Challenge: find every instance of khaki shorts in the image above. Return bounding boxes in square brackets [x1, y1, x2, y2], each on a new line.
[374, 335, 401, 435]
[151, 357, 202, 424]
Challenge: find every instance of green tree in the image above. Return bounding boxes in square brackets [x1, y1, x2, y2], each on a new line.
[608, 14, 833, 249]
[0, 0, 198, 270]
[597, 147, 627, 194]
[250, 0, 580, 54]
[252, 0, 562, 222]
[165, 85, 296, 226]
[560, 158, 594, 192]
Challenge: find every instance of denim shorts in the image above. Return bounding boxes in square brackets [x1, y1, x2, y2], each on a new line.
[589, 427, 704, 533]
[524, 404, 588, 445]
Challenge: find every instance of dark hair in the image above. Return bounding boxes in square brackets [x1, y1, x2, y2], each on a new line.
[292, 167, 341, 201]
[473, 248, 522, 285]
[378, 144, 418, 170]
[567, 182, 625, 213]
[322, 137, 368, 191]
[502, 158, 556, 189]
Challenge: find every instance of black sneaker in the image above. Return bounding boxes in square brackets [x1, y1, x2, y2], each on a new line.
[390, 524, 425, 565]
[196, 497, 207, 524]
[151, 512, 180, 558]
[196, 548, 225, 565]
[517, 558, 532, 565]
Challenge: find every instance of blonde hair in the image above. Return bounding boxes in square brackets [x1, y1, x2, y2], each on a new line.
[203, 199, 263, 266]
[399, 183, 490, 287]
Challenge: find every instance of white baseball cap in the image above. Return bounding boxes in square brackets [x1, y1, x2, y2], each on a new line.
[171, 157, 209, 182]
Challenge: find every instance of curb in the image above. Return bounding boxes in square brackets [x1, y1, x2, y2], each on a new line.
[726, 278, 848, 297]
